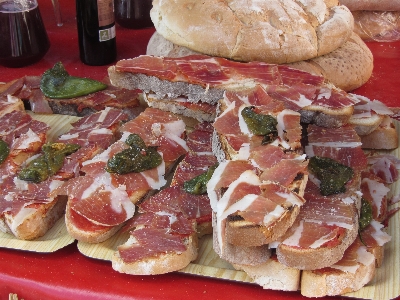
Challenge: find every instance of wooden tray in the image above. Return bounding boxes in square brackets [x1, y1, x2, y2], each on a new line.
[0, 113, 399, 299]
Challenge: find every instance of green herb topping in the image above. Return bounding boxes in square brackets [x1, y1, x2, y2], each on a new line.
[241, 106, 278, 144]
[18, 143, 80, 183]
[183, 164, 218, 195]
[308, 156, 354, 196]
[106, 134, 162, 174]
[0, 139, 10, 165]
[359, 198, 373, 231]
[40, 62, 107, 99]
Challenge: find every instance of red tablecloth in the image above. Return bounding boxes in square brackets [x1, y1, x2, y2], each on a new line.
[0, 1, 399, 299]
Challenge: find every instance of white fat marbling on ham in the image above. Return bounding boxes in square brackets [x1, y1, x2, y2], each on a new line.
[89, 128, 113, 135]
[276, 190, 304, 207]
[217, 170, 261, 214]
[219, 194, 258, 220]
[263, 205, 286, 226]
[309, 232, 340, 249]
[81, 143, 117, 166]
[238, 104, 252, 136]
[297, 94, 313, 108]
[350, 94, 393, 117]
[10, 207, 37, 232]
[282, 220, 304, 246]
[215, 100, 236, 122]
[370, 220, 392, 246]
[13, 177, 29, 191]
[58, 133, 80, 141]
[275, 110, 295, 149]
[237, 143, 251, 161]
[207, 160, 230, 211]
[164, 132, 189, 152]
[155, 211, 178, 226]
[163, 119, 187, 136]
[80, 173, 135, 222]
[305, 141, 362, 149]
[317, 87, 332, 100]
[216, 170, 261, 253]
[11, 128, 41, 150]
[369, 155, 400, 184]
[140, 156, 167, 190]
[6, 94, 20, 103]
[362, 178, 390, 214]
[97, 106, 112, 123]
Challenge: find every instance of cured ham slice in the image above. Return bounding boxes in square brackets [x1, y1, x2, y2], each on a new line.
[367, 154, 400, 184]
[361, 171, 390, 222]
[54, 107, 128, 179]
[259, 157, 308, 187]
[119, 107, 188, 162]
[0, 75, 141, 116]
[114, 55, 360, 113]
[305, 124, 368, 172]
[112, 123, 215, 274]
[63, 108, 188, 242]
[0, 111, 50, 236]
[0, 95, 25, 117]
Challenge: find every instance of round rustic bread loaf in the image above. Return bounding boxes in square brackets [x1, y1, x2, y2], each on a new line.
[150, 0, 354, 64]
[146, 31, 373, 92]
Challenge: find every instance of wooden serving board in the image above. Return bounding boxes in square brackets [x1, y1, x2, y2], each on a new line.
[0, 113, 399, 299]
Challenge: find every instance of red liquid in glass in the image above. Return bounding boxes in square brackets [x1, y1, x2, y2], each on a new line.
[115, 0, 154, 29]
[0, 2, 50, 68]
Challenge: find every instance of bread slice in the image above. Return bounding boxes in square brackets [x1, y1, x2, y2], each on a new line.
[112, 231, 198, 275]
[65, 199, 125, 244]
[212, 212, 271, 266]
[2, 195, 67, 240]
[300, 244, 376, 297]
[360, 116, 399, 150]
[233, 254, 301, 291]
[300, 102, 354, 128]
[225, 174, 308, 247]
[276, 217, 359, 270]
[144, 93, 216, 122]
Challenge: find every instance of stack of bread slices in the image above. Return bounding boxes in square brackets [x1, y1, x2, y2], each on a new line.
[106, 1, 400, 295]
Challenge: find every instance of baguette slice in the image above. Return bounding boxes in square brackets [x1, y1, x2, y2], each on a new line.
[112, 229, 198, 275]
[144, 93, 216, 122]
[360, 116, 399, 150]
[232, 254, 301, 292]
[2, 193, 67, 240]
[300, 240, 376, 297]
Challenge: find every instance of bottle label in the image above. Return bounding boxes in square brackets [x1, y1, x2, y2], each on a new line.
[97, 0, 115, 27]
[99, 25, 116, 42]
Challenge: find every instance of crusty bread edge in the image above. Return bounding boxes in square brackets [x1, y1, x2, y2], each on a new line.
[3, 196, 67, 240]
[111, 233, 198, 275]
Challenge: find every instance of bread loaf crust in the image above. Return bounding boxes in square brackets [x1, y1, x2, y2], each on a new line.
[150, 0, 354, 64]
[3, 196, 67, 240]
[339, 0, 400, 11]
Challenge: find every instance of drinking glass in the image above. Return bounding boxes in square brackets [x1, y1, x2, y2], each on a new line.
[0, 0, 50, 68]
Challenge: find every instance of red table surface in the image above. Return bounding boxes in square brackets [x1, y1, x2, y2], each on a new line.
[0, 1, 399, 300]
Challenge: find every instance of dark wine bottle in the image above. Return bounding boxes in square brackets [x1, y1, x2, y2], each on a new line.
[76, 0, 117, 66]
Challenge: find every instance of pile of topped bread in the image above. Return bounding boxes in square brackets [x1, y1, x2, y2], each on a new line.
[108, 53, 399, 297]
[0, 0, 399, 297]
